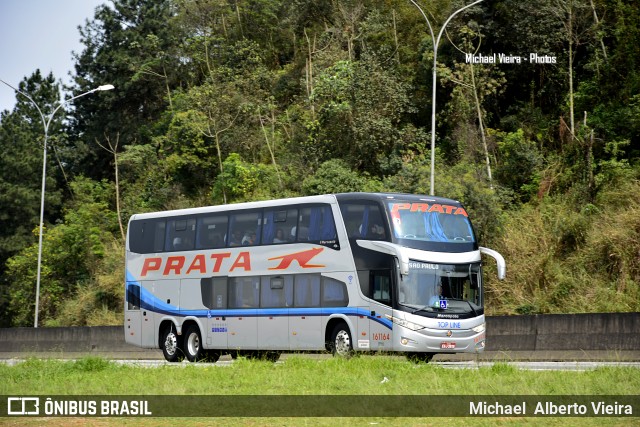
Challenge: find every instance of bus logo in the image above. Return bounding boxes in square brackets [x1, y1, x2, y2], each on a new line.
[7, 397, 40, 415]
[268, 247, 325, 270]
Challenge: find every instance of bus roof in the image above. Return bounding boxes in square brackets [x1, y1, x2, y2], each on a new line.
[128, 194, 338, 221]
[128, 192, 464, 221]
[334, 192, 462, 206]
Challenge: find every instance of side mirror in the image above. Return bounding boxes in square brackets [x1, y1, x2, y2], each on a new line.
[480, 247, 506, 280]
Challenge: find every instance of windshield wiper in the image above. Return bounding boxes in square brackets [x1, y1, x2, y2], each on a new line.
[444, 297, 479, 316]
[411, 304, 434, 314]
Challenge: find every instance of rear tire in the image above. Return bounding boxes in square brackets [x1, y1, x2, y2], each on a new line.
[161, 325, 184, 363]
[330, 322, 353, 358]
[184, 324, 205, 362]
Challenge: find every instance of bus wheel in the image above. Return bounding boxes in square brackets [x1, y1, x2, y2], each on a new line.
[184, 325, 205, 362]
[161, 325, 184, 363]
[406, 352, 435, 363]
[330, 322, 353, 358]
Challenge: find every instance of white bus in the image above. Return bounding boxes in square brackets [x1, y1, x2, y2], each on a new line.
[124, 193, 505, 363]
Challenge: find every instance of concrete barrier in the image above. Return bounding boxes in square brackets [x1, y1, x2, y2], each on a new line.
[0, 313, 638, 360]
[487, 312, 640, 351]
[0, 325, 160, 359]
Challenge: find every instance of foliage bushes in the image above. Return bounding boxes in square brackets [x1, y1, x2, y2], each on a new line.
[488, 181, 640, 315]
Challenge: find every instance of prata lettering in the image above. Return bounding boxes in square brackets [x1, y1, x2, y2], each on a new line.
[391, 203, 468, 217]
[140, 247, 325, 277]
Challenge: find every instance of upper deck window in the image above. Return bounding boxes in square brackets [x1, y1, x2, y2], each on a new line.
[339, 202, 389, 241]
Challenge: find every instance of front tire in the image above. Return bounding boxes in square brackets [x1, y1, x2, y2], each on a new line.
[161, 325, 184, 363]
[184, 324, 205, 362]
[330, 322, 353, 358]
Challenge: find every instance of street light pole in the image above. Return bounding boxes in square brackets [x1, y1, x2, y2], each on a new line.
[0, 79, 114, 327]
[409, 0, 483, 196]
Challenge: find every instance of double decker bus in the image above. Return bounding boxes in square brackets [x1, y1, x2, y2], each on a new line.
[124, 193, 505, 362]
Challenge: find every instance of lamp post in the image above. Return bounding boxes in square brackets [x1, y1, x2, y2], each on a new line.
[0, 78, 114, 327]
[409, 0, 483, 195]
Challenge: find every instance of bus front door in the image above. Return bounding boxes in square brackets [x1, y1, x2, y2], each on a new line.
[368, 301, 393, 351]
[368, 270, 393, 351]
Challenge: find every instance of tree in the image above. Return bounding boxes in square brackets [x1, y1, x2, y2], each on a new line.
[309, 56, 415, 176]
[68, 0, 183, 180]
[550, 0, 592, 140]
[441, 25, 506, 187]
[6, 177, 119, 326]
[301, 159, 381, 195]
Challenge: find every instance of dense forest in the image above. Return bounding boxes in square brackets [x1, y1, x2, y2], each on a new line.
[0, 0, 638, 327]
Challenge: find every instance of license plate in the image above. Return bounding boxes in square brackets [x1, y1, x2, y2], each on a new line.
[440, 341, 456, 349]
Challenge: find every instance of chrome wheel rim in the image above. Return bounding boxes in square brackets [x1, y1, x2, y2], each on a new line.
[334, 330, 351, 356]
[164, 332, 178, 356]
[187, 332, 200, 356]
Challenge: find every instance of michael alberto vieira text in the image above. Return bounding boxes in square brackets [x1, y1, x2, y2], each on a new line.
[470, 400, 633, 416]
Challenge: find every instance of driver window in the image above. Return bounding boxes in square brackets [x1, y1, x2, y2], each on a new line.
[371, 270, 392, 305]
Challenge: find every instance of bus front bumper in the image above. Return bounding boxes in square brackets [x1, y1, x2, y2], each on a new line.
[395, 325, 486, 353]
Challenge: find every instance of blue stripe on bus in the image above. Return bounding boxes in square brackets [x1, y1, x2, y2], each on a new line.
[126, 272, 392, 330]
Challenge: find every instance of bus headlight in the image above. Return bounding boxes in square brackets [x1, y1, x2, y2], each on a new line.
[472, 323, 486, 333]
[385, 314, 425, 331]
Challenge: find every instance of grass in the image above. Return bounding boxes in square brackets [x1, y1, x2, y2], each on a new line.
[1, 355, 638, 395]
[0, 356, 638, 426]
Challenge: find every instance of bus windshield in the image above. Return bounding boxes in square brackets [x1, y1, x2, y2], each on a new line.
[397, 261, 483, 315]
[387, 201, 475, 242]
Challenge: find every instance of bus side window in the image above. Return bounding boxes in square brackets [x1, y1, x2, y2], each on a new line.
[165, 217, 196, 251]
[293, 275, 320, 307]
[201, 277, 228, 309]
[339, 202, 386, 240]
[297, 205, 336, 242]
[229, 277, 259, 308]
[263, 208, 297, 244]
[229, 212, 262, 247]
[126, 283, 141, 310]
[196, 214, 228, 249]
[321, 277, 348, 307]
[261, 276, 293, 308]
[371, 270, 391, 305]
[128, 219, 165, 254]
